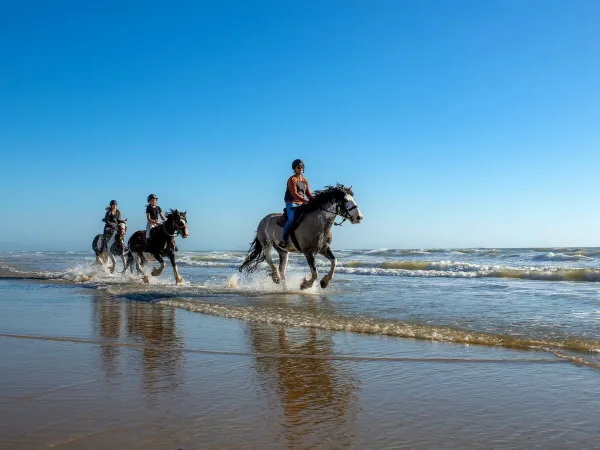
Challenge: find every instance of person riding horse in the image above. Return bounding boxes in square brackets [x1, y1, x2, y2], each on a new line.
[102, 200, 121, 252]
[279, 159, 313, 248]
[146, 194, 166, 242]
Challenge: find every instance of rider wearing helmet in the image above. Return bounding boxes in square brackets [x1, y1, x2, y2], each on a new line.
[279, 159, 313, 248]
[146, 194, 166, 239]
[102, 200, 121, 251]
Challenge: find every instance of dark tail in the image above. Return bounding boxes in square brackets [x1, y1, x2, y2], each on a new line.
[92, 235, 101, 255]
[238, 237, 265, 273]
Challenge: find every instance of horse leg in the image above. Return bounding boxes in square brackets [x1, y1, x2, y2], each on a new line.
[134, 252, 150, 283]
[94, 251, 103, 266]
[167, 251, 183, 284]
[151, 253, 165, 277]
[300, 252, 318, 290]
[122, 251, 133, 274]
[264, 243, 281, 284]
[109, 253, 116, 274]
[319, 246, 337, 289]
[276, 248, 289, 288]
[119, 251, 126, 273]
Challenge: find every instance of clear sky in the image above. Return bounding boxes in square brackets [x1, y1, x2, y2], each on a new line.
[1, 0, 599, 251]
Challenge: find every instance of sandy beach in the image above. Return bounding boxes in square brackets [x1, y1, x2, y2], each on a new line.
[1, 278, 599, 449]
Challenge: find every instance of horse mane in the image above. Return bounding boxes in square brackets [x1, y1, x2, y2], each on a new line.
[300, 184, 353, 213]
[165, 209, 184, 220]
[166, 209, 178, 220]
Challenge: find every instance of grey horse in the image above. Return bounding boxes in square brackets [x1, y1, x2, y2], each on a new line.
[239, 184, 363, 290]
[92, 219, 128, 273]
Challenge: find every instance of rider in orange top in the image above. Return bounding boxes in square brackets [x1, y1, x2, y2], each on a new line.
[279, 159, 312, 248]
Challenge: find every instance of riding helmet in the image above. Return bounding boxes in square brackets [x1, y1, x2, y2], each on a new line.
[292, 159, 304, 170]
[110, 200, 117, 206]
[147, 194, 158, 202]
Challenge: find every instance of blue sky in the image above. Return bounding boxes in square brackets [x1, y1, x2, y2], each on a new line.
[1, 0, 599, 251]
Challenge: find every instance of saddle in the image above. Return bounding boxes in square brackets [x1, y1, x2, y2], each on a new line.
[276, 206, 306, 230]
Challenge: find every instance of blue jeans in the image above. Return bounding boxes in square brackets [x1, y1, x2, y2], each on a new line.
[282, 202, 299, 240]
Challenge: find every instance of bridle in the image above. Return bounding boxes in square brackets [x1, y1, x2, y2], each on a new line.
[164, 216, 187, 237]
[320, 199, 357, 227]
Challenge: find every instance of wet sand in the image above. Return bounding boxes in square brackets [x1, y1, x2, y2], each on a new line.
[1, 279, 599, 449]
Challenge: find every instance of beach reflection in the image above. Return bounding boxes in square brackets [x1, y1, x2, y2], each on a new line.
[92, 295, 184, 399]
[92, 296, 123, 377]
[126, 300, 183, 397]
[247, 321, 360, 448]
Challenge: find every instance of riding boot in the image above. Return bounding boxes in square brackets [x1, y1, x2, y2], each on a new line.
[278, 238, 288, 248]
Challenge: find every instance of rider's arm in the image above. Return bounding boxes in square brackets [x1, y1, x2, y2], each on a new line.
[287, 177, 307, 203]
[147, 213, 159, 225]
[146, 206, 159, 225]
[159, 207, 166, 222]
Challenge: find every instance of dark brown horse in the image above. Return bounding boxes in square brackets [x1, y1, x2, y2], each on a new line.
[123, 210, 188, 284]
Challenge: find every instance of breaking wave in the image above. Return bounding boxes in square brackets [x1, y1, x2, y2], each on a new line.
[337, 260, 600, 282]
[160, 298, 600, 354]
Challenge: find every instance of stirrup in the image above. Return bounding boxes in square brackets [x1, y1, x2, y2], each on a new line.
[278, 239, 287, 248]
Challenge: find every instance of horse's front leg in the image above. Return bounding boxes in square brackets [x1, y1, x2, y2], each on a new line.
[119, 251, 126, 272]
[318, 247, 337, 289]
[151, 253, 165, 277]
[94, 252, 104, 266]
[167, 251, 183, 284]
[264, 243, 281, 284]
[109, 253, 116, 274]
[300, 252, 318, 290]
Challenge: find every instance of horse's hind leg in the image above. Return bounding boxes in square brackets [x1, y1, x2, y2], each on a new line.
[318, 246, 337, 289]
[300, 252, 318, 290]
[276, 249, 288, 288]
[134, 253, 150, 283]
[264, 244, 281, 284]
[151, 254, 165, 277]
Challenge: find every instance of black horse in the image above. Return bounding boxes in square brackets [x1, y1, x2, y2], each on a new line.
[123, 209, 188, 284]
[92, 219, 128, 273]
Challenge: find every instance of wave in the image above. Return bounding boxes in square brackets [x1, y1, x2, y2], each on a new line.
[178, 253, 242, 268]
[337, 260, 600, 282]
[160, 298, 600, 354]
[532, 252, 592, 262]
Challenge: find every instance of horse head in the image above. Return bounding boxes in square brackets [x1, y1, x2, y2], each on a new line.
[317, 184, 364, 224]
[166, 209, 189, 239]
[117, 219, 127, 238]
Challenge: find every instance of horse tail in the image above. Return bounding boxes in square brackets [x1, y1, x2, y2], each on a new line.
[238, 237, 265, 273]
[92, 235, 101, 254]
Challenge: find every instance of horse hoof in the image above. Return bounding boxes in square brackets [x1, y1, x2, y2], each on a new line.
[320, 279, 328, 289]
[176, 277, 184, 284]
[143, 275, 150, 283]
[151, 269, 160, 276]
